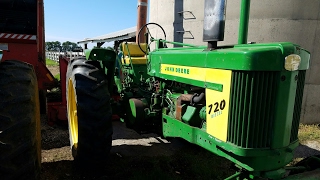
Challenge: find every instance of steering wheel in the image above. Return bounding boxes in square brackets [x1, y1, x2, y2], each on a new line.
[137, 22, 167, 55]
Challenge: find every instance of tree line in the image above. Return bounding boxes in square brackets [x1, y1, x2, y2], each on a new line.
[45, 41, 83, 52]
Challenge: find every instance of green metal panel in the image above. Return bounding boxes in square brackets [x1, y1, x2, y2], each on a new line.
[122, 64, 149, 83]
[149, 42, 308, 77]
[162, 114, 298, 177]
[84, 48, 117, 93]
[290, 70, 306, 142]
[272, 70, 299, 148]
[85, 48, 116, 62]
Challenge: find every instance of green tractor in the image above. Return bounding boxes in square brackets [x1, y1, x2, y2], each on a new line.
[66, 0, 320, 179]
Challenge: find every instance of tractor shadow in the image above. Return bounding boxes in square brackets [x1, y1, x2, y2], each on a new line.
[40, 118, 320, 179]
[294, 143, 320, 159]
[41, 115, 70, 150]
[40, 120, 234, 179]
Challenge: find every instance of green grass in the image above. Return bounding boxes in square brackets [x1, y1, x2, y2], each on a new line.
[46, 58, 58, 66]
[54, 74, 60, 81]
[288, 124, 320, 166]
[298, 124, 320, 144]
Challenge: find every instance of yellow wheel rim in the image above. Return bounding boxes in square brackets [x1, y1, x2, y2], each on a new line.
[67, 79, 78, 149]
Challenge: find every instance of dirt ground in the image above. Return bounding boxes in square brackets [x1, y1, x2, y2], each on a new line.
[40, 115, 236, 180]
[47, 66, 60, 78]
[40, 65, 320, 180]
[40, 115, 320, 180]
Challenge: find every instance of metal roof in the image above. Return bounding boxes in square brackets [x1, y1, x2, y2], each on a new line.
[78, 26, 136, 44]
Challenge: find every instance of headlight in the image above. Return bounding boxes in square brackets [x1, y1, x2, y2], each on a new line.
[285, 54, 301, 71]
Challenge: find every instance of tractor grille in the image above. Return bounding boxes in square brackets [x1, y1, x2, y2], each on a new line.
[227, 71, 279, 148]
[290, 70, 306, 143]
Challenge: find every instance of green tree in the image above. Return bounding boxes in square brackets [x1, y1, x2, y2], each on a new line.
[62, 41, 81, 52]
[45, 41, 53, 51]
[45, 41, 61, 51]
[53, 41, 61, 51]
[46, 41, 81, 52]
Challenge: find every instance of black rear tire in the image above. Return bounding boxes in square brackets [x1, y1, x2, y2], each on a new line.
[0, 60, 41, 180]
[66, 58, 112, 170]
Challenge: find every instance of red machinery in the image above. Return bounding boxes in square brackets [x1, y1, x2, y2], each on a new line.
[0, 0, 68, 124]
[0, 1, 55, 90]
[46, 57, 68, 125]
[1, 0, 150, 126]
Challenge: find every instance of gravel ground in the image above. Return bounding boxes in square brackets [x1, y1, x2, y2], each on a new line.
[40, 113, 320, 179]
[40, 115, 233, 179]
[294, 141, 320, 159]
[40, 117, 184, 164]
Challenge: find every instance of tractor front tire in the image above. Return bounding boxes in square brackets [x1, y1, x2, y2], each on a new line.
[0, 60, 41, 180]
[66, 58, 112, 170]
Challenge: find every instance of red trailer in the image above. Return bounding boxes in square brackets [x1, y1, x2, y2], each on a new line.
[0, 0, 67, 178]
[0, 0, 55, 91]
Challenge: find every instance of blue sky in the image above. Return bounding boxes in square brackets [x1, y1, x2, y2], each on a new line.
[45, 0, 144, 47]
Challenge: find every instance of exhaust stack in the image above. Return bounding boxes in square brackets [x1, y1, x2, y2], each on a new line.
[203, 0, 226, 49]
[136, 0, 148, 43]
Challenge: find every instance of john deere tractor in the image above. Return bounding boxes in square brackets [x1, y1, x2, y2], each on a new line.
[66, 0, 320, 179]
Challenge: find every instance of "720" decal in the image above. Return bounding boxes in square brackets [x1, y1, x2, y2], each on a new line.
[208, 99, 226, 115]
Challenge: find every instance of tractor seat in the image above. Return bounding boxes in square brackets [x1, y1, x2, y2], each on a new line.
[121, 42, 148, 65]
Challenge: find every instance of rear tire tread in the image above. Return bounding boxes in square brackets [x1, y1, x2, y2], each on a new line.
[0, 60, 41, 180]
[67, 58, 112, 171]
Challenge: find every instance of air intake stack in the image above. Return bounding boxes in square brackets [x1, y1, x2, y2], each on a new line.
[203, 0, 226, 49]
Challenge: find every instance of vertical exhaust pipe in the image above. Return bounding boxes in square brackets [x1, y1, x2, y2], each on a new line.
[238, 0, 251, 44]
[203, 0, 226, 49]
[136, 0, 148, 43]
